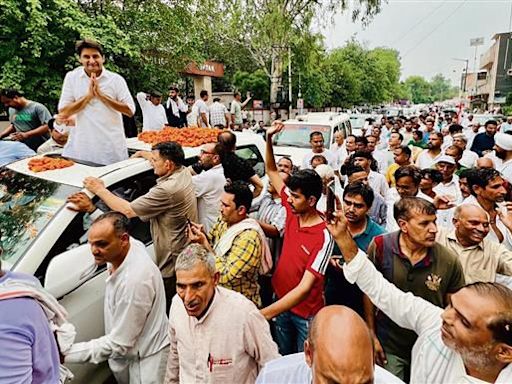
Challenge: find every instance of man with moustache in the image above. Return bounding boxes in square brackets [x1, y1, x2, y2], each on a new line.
[436, 204, 512, 284]
[165, 86, 187, 128]
[165, 244, 278, 383]
[363, 197, 465, 381]
[327, 210, 512, 384]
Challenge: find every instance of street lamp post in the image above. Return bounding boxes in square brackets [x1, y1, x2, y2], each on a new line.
[452, 58, 469, 93]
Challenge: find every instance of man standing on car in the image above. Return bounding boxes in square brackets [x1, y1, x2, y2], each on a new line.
[70, 141, 198, 310]
[64, 212, 170, 384]
[57, 39, 135, 165]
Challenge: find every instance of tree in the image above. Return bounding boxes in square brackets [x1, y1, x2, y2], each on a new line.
[430, 74, 457, 102]
[403, 76, 432, 104]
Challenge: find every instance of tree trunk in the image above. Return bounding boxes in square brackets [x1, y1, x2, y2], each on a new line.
[270, 48, 284, 104]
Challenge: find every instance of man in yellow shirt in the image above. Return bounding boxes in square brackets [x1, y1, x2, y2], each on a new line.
[386, 145, 411, 187]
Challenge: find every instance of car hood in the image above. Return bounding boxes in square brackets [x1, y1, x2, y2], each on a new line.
[272, 146, 311, 168]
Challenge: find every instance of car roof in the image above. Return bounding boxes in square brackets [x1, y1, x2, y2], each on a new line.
[5, 131, 264, 188]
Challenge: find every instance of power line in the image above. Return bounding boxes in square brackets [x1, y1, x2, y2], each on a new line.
[390, 0, 448, 46]
[401, 0, 469, 59]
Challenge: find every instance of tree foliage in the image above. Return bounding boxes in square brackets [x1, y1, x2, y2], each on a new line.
[403, 74, 458, 104]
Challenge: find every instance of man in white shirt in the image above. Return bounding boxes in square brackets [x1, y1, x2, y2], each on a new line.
[165, 244, 279, 383]
[190, 143, 226, 233]
[301, 131, 337, 169]
[433, 155, 461, 228]
[194, 90, 210, 128]
[136, 91, 167, 131]
[452, 133, 478, 168]
[256, 306, 403, 384]
[501, 116, 512, 133]
[165, 87, 187, 128]
[331, 130, 348, 168]
[415, 132, 443, 170]
[466, 168, 512, 250]
[494, 132, 512, 184]
[230, 91, 252, 130]
[58, 39, 135, 165]
[209, 98, 230, 128]
[352, 150, 388, 198]
[327, 214, 512, 384]
[64, 212, 169, 384]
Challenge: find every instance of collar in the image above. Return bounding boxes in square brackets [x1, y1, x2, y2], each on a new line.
[156, 166, 183, 183]
[194, 287, 220, 325]
[447, 229, 484, 250]
[391, 231, 433, 267]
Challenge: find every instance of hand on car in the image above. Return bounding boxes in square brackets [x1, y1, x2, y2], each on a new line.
[131, 150, 152, 160]
[67, 192, 95, 213]
[83, 177, 105, 195]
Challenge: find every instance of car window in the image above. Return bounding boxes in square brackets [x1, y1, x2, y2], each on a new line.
[273, 123, 331, 148]
[0, 169, 80, 270]
[235, 145, 265, 177]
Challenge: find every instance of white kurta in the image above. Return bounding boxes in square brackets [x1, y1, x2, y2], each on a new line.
[192, 164, 226, 233]
[65, 238, 169, 384]
[58, 67, 135, 165]
[343, 250, 512, 384]
[136, 92, 167, 131]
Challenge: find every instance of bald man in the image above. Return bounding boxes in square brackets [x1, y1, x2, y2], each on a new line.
[436, 204, 512, 284]
[256, 306, 403, 384]
[476, 157, 495, 169]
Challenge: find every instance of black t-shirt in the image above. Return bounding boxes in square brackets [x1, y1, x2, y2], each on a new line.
[222, 152, 255, 182]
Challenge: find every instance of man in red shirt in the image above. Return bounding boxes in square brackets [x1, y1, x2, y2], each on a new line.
[261, 121, 334, 355]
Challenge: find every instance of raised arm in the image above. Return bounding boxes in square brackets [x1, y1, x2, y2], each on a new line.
[265, 121, 285, 195]
[326, 211, 442, 335]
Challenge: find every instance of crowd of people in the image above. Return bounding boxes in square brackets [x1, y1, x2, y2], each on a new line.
[1, 38, 512, 384]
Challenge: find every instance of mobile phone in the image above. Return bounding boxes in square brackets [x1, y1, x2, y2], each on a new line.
[325, 180, 336, 222]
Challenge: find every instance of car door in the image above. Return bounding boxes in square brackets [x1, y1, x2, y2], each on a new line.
[36, 169, 157, 383]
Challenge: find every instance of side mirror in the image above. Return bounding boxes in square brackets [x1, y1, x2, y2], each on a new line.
[44, 244, 99, 299]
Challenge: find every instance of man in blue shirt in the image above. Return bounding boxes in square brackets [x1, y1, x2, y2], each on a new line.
[470, 119, 497, 157]
[0, 253, 60, 383]
[324, 182, 385, 315]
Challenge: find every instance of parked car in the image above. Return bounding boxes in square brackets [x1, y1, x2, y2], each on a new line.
[272, 112, 352, 167]
[0, 131, 266, 383]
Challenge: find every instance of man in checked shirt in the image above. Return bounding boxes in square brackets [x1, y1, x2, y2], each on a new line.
[188, 180, 271, 307]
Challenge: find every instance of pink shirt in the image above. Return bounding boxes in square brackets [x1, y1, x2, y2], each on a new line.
[165, 286, 279, 383]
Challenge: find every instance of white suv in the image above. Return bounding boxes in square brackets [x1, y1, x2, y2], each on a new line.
[0, 131, 266, 383]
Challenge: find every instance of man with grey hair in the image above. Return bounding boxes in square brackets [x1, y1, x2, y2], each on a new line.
[452, 133, 478, 168]
[436, 204, 512, 284]
[165, 244, 279, 384]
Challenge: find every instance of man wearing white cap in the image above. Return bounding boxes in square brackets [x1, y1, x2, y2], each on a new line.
[494, 132, 512, 184]
[433, 155, 461, 228]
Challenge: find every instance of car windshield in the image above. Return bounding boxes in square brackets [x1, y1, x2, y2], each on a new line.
[0, 169, 80, 269]
[350, 116, 369, 129]
[273, 123, 331, 148]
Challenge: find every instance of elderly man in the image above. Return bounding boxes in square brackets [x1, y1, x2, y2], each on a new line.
[436, 204, 512, 283]
[452, 133, 478, 168]
[256, 306, 403, 384]
[64, 212, 169, 383]
[433, 155, 461, 228]
[364, 197, 465, 381]
[190, 143, 226, 233]
[188, 180, 269, 306]
[73, 141, 198, 308]
[494, 132, 512, 184]
[277, 156, 294, 174]
[165, 244, 279, 383]
[328, 212, 512, 384]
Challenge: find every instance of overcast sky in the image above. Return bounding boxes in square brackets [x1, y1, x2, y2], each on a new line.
[320, 0, 512, 85]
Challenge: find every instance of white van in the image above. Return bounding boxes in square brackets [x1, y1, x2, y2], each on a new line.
[271, 112, 351, 167]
